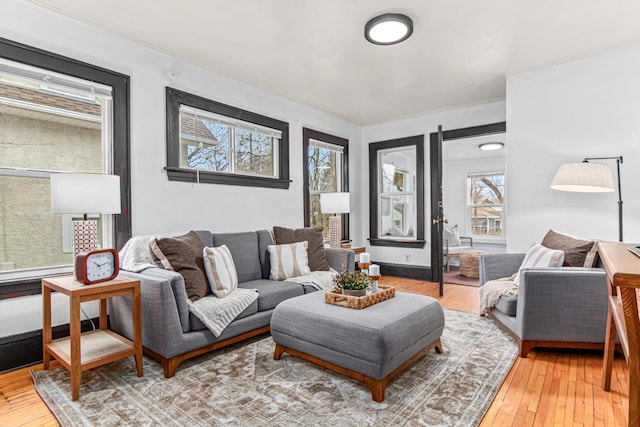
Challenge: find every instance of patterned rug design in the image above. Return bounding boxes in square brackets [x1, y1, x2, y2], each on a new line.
[32, 308, 517, 426]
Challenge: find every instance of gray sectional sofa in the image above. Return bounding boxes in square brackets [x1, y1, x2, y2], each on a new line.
[108, 229, 354, 377]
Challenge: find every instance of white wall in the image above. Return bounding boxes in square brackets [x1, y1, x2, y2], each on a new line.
[359, 102, 507, 265]
[507, 47, 640, 252]
[442, 156, 506, 255]
[0, 0, 361, 337]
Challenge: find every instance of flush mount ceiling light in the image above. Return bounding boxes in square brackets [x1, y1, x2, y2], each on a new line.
[365, 13, 413, 45]
[479, 142, 504, 151]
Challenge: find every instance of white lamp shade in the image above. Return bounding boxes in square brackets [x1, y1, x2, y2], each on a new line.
[550, 162, 614, 193]
[320, 192, 350, 214]
[51, 173, 121, 214]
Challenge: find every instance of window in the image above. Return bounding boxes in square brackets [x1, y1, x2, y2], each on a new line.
[467, 172, 505, 238]
[0, 38, 130, 296]
[166, 88, 289, 189]
[303, 128, 349, 239]
[369, 135, 425, 248]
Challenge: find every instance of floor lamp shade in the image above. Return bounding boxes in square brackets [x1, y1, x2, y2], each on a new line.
[550, 162, 614, 192]
[51, 173, 121, 255]
[320, 192, 350, 249]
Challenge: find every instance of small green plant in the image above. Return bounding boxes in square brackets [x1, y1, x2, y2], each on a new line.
[332, 269, 370, 291]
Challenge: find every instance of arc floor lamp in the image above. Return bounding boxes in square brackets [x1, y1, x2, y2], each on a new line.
[550, 156, 623, 242]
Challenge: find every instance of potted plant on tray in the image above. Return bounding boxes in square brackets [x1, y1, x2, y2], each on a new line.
[332, 269, 370, 297]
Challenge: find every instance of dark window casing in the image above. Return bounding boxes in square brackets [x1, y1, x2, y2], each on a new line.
[0, 37, 131, 299]
[302, 127, 349, 240]
[166, 87, 290, 189]
[369, 135, 425, 248]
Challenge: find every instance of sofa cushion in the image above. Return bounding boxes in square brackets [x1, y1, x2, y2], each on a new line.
[273, 226, 330, 271]
[149, 231, 209, 302]
[494, 295, 518, 317]
[212, 232, 263, 283]
[203, 245, 238, 298]
[268, 242, 311, 280]
[238, 279, 304, 311]
[515, 244, 564, 286]
[541, 229, 596, 267]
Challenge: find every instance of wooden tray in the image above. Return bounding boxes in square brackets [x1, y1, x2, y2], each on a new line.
[325, 286, 395, 309]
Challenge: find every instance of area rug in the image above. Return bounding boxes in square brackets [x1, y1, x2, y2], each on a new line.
[32, 309, 517, 426]
[443, 268, 480, 287]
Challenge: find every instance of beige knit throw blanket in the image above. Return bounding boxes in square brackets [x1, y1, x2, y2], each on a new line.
[479, 273, 518, 315]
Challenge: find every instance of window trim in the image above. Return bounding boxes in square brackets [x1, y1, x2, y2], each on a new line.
[302, 128, 349, 240]
[369, 135, 425, 248]
[0, 37, 131, 299]
[166, 87, 290, 189]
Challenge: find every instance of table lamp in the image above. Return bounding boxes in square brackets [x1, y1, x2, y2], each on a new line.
[320, 192, 350, 248]
[51, 173, 121, 256]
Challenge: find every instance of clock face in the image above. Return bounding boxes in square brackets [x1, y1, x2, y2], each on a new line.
[85, 251, 116, 282]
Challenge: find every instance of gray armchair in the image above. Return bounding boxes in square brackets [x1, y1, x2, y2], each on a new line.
[479, 253, 608, 357]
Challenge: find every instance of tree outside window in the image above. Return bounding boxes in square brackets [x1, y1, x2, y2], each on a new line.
[468, 172, 505, 238]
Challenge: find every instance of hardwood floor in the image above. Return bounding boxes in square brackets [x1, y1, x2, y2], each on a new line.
[0, 278, 629, 426]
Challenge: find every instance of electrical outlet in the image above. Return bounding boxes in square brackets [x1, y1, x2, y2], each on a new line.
[404, 254, 410, 263]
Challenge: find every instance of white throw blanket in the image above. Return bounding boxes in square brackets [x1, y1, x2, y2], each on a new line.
[188, 288, 259, 337]
[285, 269, 337, 291]
[119, 231, 186, 272]
[478, 274, 518, 315]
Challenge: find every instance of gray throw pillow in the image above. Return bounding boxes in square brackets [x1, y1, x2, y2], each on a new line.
[273, 226, 330, 271]
[150, 231, 209, 301]
[540, 229, 596, 268]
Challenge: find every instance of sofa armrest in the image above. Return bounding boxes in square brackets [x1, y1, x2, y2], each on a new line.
[479, 253, 525, 285]
[516, 267, 608, 341]
[109, 268, 190, 358]
[325, 248, 355, 272]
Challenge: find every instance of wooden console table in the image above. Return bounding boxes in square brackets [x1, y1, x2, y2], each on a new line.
[598, 241, 640, 426]
[42, 275, 143, 400]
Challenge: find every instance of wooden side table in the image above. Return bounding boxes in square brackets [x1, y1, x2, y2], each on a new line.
[598, 242, 640, 426]
[42, 275, 143, 401]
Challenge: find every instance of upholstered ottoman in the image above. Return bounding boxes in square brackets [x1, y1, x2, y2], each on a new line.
[459, 250, 488, 278]
[270, 291, 444, 401]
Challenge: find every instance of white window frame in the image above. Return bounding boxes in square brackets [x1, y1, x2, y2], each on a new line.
[377, 148, 417, 241]
[466, 171, 506, 242]
[0, 60, 115, 283]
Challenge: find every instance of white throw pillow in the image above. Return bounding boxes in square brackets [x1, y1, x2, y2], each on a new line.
[268, 241, 311, 280]
[443, 224, 462, 247]
[514, 244, 565, 286]
[202, 245, 238, 298]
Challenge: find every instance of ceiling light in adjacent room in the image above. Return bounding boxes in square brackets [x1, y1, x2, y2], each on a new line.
[479, 142, 504, 151]
[365, 13, 413, 45]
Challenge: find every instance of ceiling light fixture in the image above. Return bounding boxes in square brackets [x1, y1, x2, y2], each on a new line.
[479, 142, 504, 151]
[365, 13, 413, 45]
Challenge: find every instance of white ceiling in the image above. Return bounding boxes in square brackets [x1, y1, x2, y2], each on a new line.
[28, 0, 640, 125]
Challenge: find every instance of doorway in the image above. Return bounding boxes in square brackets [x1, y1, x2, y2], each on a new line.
[429, 122, 506, 296]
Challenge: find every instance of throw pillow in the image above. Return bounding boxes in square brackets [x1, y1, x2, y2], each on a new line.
[541, 229, 596, 267]
[443, 224, 462, 247]
[273, 226, 330, 271]
[149, 231, 209, 301]
[203, 245, 238, 298]
[268, 241, 311, 280]
[514, 244, 565, 286]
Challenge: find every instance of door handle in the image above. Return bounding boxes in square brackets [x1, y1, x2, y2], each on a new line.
[432, 219, 449, 225]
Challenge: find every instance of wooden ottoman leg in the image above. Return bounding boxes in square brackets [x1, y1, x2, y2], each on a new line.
[273, 344, 285, 360]
[364, 377, 389, 402]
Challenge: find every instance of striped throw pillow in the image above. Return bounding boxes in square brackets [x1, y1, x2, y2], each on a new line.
[514, 244, 565, 286]
[202, 245, 238, 298]
[268, 241, 311, 280]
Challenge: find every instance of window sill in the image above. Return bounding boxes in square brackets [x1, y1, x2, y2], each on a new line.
[369, 238, 426, 248]
[166, 167, 291, 189]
